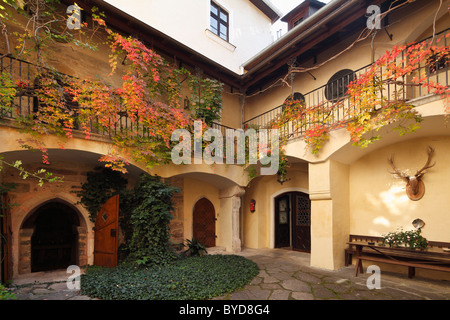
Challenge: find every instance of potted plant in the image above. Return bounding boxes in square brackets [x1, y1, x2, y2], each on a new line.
[381, 228, 428, 250]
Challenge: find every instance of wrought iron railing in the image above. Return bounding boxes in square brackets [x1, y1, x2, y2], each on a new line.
[0, 55, 152, 138]
[0, 55, 240, 141]
[1, 29, 448, 143]
[243, 28, 449, 142]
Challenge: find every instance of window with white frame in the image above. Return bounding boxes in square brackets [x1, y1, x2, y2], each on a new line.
[210, 1, 229, 42]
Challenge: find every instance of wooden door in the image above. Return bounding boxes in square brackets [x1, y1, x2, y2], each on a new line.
[291, 192, 311, 252]
[1, 194, 12, 283]
[275, 194, 290, 248]
[193, 198, 216, 247]
[94, 195, 119, 267]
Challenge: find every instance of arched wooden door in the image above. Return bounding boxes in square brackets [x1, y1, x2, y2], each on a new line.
[193, 198, 216, 247]
[94, 195, 119, 267]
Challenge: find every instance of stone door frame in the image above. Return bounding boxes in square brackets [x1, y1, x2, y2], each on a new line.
[18, 198, 88, 275]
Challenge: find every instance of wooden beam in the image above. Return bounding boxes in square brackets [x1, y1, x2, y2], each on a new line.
[241, 4, 371, 90]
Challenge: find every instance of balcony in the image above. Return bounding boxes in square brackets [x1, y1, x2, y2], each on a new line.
[0, 56, 155, 140]
[242, 29, 449, 144]
[1, 29, 448, 149]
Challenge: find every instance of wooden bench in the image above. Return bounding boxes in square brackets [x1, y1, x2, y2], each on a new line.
[345, 235, 382, 266]
[345, 234, 450, 278]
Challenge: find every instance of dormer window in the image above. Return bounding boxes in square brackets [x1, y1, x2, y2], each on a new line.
[210, 2, 229, 42]
[281, 0, 326, 31]
[293, 17, 303, 28]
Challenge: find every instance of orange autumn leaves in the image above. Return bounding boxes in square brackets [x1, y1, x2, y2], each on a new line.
[272, 34, 449, 154]
[23, 29, 195, 172]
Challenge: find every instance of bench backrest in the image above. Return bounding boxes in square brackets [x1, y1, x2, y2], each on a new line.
[348, 234, 450, 249]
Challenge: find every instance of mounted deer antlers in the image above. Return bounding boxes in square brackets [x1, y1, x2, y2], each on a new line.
[388, 146, 436, 201]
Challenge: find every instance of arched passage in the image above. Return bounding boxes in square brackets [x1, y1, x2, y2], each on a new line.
[20, 199, 87, 273]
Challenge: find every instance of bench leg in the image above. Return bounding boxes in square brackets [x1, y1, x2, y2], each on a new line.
[408, 266, 415, 279]
[354, 258, 363, 277]
[345, 252, 351, 266]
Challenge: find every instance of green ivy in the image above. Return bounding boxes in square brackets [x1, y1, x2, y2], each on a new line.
[76, 170, 180, 265]
[125, 174, 180, 266]
[184, 70, 224, 126]
[0, 284, 16, 300]
[75, 167, 130, 223]
[80, 254, 259, 300]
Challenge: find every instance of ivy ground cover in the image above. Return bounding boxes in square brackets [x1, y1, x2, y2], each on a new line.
[80, 254, 259, 300]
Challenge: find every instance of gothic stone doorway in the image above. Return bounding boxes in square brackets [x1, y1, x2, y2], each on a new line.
[274, 192, 311, 252]
[193, 198, 216, 247]
[20, 199, 87, 274]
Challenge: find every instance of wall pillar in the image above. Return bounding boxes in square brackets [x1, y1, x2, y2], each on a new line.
[219, 186, 245, 253]
[18, 228, 34, 274]
[309, 160, 349, 270]
[76, 226, 87, 267]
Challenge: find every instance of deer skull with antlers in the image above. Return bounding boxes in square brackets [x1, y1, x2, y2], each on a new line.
[388, 146, 436, 201]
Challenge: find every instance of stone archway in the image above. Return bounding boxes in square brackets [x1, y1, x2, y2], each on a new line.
[19, 199, 87, 274]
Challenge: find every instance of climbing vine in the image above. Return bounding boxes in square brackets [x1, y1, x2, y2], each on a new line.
[184, 69, 224, 126]
[0, 1, 224, 173]
[75, 167, 129, 223]
[125, 174, 180, 266]
[76, 168, 180, 265]
[271, 33, 450, 155]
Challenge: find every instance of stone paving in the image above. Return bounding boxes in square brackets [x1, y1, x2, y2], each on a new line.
[7, 269, 95, 300]
[214, 248, 450, 300]
[5, 247, 450, 300]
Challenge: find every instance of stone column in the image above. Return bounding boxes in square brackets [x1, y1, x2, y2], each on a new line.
[231, 196, 242, 253]
[219, 186, 245, 253]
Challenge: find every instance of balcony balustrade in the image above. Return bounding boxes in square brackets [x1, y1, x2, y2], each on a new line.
[243, 28, 449, 143]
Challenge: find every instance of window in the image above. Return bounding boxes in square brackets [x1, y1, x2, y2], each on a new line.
[285, 92, 305, 104]
[325, 69, 356, 102]
[426, 52, 448, 74]
[293, 17, 303, 28]
[210, 2, 229, 42]
[282, 92, 305, 114]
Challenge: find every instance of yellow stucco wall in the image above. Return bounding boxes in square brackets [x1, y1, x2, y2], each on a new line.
[347, 136, 450, 279]
[349, 136, 450, 242]
[182, 177, 220, 243]
[242, 162, 309, 249]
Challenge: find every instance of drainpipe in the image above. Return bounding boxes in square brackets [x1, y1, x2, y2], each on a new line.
[371, 30, 377, 63]
[240, 89, 245, 128]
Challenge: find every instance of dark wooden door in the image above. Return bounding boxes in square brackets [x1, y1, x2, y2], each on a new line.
[275, 194, 290, 248]
[193, 198, 216, 247]
[291, 192, 311, 252]
[94, 195, 119, 267]
[1, 194, 12, 283]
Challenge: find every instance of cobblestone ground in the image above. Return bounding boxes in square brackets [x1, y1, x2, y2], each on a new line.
[9, 281, 95, 300]
[213, 248, 450, 300]
[6, 248, 450, 300]
[8, 269, 94, 300]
